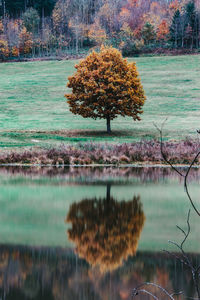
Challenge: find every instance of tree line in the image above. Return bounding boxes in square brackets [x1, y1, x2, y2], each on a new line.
[1, 0, 200, 60]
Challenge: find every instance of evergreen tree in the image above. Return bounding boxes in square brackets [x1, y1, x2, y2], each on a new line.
[141, 22, 156, 45]
[0, 0, 56, 17]
[184, 1, 199, 48]
[30, 0, 56, 17]
[170, 9, 182, 48]
[4, 0, 25, 17]
[22, 8, 40, 34]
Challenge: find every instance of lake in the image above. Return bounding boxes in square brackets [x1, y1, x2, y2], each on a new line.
[0, 166, 199, 299]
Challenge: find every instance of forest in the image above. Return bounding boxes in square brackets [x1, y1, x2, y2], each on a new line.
[1, 0, 200, 60]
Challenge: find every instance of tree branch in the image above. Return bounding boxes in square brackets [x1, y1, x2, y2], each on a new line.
[154, 121, 200, 216]
[132, 282, 178, 300]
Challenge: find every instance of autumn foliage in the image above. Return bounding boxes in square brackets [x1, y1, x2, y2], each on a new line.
[65, 47, 146, 133]
[19, 27, 33, 55]
[1, 0, 200, 60]
[0, 40, 9, 59]
[157, 20, 169, 41]
[66, 194, 145, 272]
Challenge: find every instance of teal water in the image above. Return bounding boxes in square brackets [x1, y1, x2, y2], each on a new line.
[0, 166, 199, 300]
[0, 167, 199, 251]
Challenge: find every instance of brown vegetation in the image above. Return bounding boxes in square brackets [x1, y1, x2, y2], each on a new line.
[0, 139, 199, 166]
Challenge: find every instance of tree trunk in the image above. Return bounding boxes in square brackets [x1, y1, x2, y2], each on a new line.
[106, 183, 111, 202]
[106, 116, 111, 134]
[3, 0, 5, 19]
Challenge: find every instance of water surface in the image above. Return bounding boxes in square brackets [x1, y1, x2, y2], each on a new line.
[0, 166, 199, 299]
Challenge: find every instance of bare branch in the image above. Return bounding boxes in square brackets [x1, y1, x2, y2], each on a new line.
[133, 123, 200, 300]
[154, 122, 200, 216]
[181, 210, 191, 246]
[164, 210, 200, 299]
[171, 291, 183, 297]
[132, 289, 160, 300]
[132, 283, 176, 300]
[176, 225, 187, 237]
[153, 120, 184, 177]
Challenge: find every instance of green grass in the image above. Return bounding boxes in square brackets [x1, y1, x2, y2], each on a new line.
[0, 54, 200, 148]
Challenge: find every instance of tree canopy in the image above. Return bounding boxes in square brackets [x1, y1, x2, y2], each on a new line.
[65, 46, 146, 133]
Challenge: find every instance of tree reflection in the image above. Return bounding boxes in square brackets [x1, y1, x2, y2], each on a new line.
[66, 184, 145, 272]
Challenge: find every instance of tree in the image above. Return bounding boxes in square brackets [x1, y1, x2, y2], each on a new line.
[170, 9, 182, 48]
[3, 0, 25, 17]
[157, 20, 169, 41]
[22, 8, 40, 34]
[96, 0, 122, 35]
[0, 39, 9, 59]
[184, 1, 199, 48]
[141, 22, 156, 45]
[52, 0, 70, 35]
[30, 0, 56, 17]
[88, 19, 107, 46]
[66, 184, 145, 272]
[68, 16, 84, 53]
[0, 20, 3, 34]
[19, 27, 33, 55]
[65, 46, 146, 133]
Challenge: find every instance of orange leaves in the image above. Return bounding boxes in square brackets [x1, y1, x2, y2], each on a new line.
[19, 27, 33, 55]
[169, 0, 182, 13]
[0, 21, 3, 34]
[168, 0, 187, 17]
[12, 46, 19, 57]
[65, 46, 146, 124]
[0, 40, 9, 58]
[157, 20, 169, 41]
[127, 0, 139, 8]
[88, 20, 107, 46]
[119, 7, 131, 24]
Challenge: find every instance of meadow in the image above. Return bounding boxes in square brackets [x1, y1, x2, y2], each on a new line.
[0, 54, 200, 149]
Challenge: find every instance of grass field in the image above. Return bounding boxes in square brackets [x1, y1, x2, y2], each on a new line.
[0, 54, 200, 148]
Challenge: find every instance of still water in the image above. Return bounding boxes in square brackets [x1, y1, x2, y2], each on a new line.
[0, 166, 199, 299]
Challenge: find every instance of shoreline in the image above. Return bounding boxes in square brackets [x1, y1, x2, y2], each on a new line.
[0, 162, 198, 168]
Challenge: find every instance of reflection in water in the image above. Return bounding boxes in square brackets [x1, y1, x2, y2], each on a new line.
[0, 166, 199, 299]
[1, 165, 200, 184]
[0, 246, 197, 300]
[66, 184, 145, 272]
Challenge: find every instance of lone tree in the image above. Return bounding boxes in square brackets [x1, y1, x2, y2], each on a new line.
[65, 46, 146, 133]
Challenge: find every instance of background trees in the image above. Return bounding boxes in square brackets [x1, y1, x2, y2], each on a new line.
[1, 0, 200, 60]
[65, 47, 146, 133]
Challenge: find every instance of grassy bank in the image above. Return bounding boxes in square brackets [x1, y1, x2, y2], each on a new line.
[0, 139, 199, 166]
[0, 54, 200, 148]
